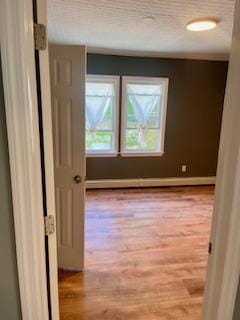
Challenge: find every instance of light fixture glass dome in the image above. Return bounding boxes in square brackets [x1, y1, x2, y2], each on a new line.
[186, 19, 218, 31]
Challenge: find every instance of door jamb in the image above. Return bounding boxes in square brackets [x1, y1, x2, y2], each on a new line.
[1, 0, 240, 319]
[0, 0, 50, 319]
[202, 0, 240, 318]
[34, 0, 60, 318]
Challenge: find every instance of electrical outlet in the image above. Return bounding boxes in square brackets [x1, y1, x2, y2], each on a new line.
[182, 164, 187, 173]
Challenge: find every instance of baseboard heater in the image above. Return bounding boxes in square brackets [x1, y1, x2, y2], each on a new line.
[86, 176, 216, 189]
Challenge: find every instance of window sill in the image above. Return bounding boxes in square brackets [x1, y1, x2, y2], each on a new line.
[120, 152, 164, 157]
[86, 152, 118, 158]
[86, 152, 164, 158]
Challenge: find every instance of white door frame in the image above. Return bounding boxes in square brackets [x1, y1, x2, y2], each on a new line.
[34, 0, 60, 318]
[0, 0, 50, 319]
[1, 0, 240, 320]
[202, 0, 240, 318]
[0, 0, 59, 319]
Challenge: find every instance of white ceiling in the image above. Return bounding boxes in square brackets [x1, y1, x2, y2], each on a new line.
[47, 0, 235, 60]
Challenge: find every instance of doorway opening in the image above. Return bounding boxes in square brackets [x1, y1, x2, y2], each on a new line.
[46, 1, 230, 319]
[47, 45, 222, 320]
[48, 46, 227, 320]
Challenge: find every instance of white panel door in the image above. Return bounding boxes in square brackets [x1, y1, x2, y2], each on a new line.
[49, 45, 86, 270]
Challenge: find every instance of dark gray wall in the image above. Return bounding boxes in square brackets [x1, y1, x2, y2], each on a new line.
[0, 59, 22, 319]
[86, 54, 228, 180]
[233, 279, 240, 320]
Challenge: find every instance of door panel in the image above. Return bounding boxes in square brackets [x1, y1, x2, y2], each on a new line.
[49, 45, 86, 270]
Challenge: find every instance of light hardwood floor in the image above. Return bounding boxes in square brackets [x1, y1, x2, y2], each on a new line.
[58, 186, 214, 320]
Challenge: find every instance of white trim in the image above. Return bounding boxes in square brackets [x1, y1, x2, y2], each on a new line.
[35, 0, 60, 319]
[86, 152, 118, 157]
[121, 76, 169, 156]
[86, 176, 216, 189]
[202, 1, 240, 319]
[86, 152, 165, 157]
[86, 74, 120, 155]
[120, 152, 164, 157]
[0, 0, 49, 319]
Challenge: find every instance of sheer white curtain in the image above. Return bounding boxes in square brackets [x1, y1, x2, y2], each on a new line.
[128, 84, 161, 146]
[86, 83, 112, 136]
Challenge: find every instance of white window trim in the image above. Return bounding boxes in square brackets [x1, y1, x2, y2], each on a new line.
[121, 76, 169, 157]
[120, 152, 164, 157]
[86, 74, 120, 157]
[86, 152, 119, 158]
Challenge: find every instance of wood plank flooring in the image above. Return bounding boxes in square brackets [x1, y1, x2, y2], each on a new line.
[58, 186, 214, 320]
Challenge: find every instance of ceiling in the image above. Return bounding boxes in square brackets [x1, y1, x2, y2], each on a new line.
[47, 0, 235, 60]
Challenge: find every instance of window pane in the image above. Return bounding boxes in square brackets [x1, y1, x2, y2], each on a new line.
[126, 100, 138, 128]
[125, 129, 159, 151]
[86, 81, 114, 133]
[96, 100, 113, 130]
[127, 84, 162, 95]
[86, 130, 113, 151]
[86, 82, 114, 96]
[126, 98, 161, 129]
[126, 83, 162, 130]
[122, 78, 168, 155]
[86, 96, 113, 131]
[86, 77, 118, 154]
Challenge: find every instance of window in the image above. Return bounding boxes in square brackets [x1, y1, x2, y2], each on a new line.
[121, 77, 169, 156]
[85, 75, 169, 157]
[86, 75, 119, 156]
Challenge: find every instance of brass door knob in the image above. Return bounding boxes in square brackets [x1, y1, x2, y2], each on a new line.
[73, 175, 82, 184]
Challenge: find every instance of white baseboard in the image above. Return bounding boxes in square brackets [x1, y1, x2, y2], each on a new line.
[86, 176, 216, 189]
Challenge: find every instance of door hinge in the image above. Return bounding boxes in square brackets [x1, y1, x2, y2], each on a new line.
[44, 215, 55, 236]
[208, 241, 212, 255]
[34, 23, 47, 50]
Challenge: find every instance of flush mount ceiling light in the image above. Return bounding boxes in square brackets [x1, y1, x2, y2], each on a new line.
[186, 19, 218, 31]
